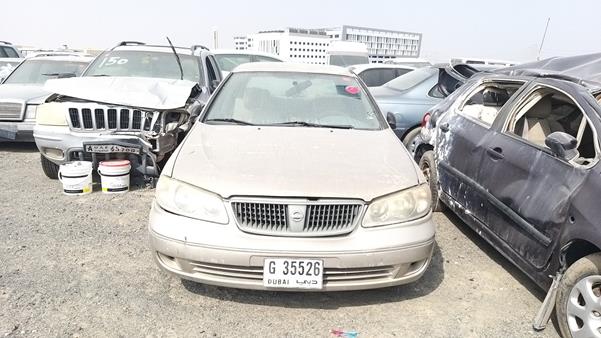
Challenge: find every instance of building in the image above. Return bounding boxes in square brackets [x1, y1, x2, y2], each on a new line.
[234, 25, 422, 64]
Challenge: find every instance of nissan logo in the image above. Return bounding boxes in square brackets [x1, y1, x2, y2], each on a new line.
[292, 211, 304, 223]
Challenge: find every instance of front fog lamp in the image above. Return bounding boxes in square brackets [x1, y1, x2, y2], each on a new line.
[155, 176, 229, 224]
[362, 184, 431, 227]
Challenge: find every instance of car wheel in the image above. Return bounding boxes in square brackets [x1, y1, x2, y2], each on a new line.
[402, 128, 421, 148]
[418, 150, 442, 212]
[556, 253, 601, 338]
[40, 154, 59, 179]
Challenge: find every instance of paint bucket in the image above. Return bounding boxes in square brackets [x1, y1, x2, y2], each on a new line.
[58, 161, 93, 195]
[98, 160, 131, 193]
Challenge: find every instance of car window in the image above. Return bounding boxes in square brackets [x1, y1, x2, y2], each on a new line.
[459, 82, 524, 126]
[385, 67, 437, 91]
[206, 56, 218, 83]
[3, 60, 89, 84]
[215, 54, 252, 72]
[505, 87, 598, 165]
[204, 72, 383, 130]
[360, 68, 402, 87]
[254, 55, 282, 63]
[84, 50, 201, 82]
[2, 47, 19, 58]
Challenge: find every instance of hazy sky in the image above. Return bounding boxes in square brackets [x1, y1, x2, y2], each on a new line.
[3, 0, 600, 62]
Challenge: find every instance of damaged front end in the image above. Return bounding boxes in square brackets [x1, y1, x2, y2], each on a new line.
[34, 77, 201, 180]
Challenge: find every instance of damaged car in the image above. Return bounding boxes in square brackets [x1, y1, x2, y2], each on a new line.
[149, 63, 435, 291]
[0, 55, 91, 142]
[420, 53, 601, 337]
[34, 41, 222, 180]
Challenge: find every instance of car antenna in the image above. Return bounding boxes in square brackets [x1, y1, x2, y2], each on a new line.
[166, 36, 184, 80]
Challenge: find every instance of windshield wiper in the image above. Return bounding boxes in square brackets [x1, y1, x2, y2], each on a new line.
[205, 118, 255, 125]
[90, 74, 110, 77]
[269, 121, 354, 129]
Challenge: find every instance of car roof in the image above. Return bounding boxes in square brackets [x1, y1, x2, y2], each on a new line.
[212, 49, 283, 60]
[349, 64, 416, 72]
[111, 45, 194, 56]
[232, 62, 354, 76]
[25, 55, 94, 62]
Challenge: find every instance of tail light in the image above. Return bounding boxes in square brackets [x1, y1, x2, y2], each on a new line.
[421, 112, 431, 127]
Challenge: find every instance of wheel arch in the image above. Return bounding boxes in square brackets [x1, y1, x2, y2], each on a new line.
[414, 142, 434, 163]
[561, 238, 601, 267]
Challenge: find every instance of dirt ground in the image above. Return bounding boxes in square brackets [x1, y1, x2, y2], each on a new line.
[0, 142, 561, 338]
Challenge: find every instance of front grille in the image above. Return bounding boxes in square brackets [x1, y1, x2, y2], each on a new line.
[0, 101, 24, 121]
[187, 261, 396, 284]
[67, 106, 154, 132]
[231, 201, 363, 236]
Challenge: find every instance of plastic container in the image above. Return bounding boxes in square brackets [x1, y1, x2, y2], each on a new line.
[58, 161, 93, 195]
[98, 160, 131, 193]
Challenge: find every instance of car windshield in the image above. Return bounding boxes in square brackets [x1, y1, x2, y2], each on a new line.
[215, 54, 252, 72]
[84, 50, 201, 82]
[3, 59, 88, 84]
[385, 66, 438, 91]
[204, 71, 383, 130]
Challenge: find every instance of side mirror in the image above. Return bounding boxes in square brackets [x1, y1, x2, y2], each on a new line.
[386, 112, 397, 130]
[545, 132, 578, 160]
[210, 79, 220, 92]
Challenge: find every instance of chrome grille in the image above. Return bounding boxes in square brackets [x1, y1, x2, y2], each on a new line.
[67, 106, 154, 132]
[231, 201, 363, 236]
[0, 101, 24, 121]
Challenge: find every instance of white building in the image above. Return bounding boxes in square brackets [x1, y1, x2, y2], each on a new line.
[234, 25, 422, 64]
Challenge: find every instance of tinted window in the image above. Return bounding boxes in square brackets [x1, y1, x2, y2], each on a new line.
[205, 72, 382, 130]
[460, 82, 523, 126]
[84, 50, 201, 82]
[4, 60, 89, 84]
[2, 47, 19, 58]
[359, 69, 394, 87]
[385, 67, 437, 91]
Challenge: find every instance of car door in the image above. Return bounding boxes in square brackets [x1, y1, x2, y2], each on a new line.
[437, 79, 527, 222]
[474, 81, 595, 269]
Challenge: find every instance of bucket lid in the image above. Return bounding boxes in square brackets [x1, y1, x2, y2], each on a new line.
[60, 161, 93, 176]
[99, 159, 131, 167]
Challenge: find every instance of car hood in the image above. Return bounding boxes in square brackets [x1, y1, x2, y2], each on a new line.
[170, 124, 421, 201]
[0, 84, 49, 104]
[44, 76, 198, 110]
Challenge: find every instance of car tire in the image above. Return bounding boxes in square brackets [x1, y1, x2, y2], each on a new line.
[556, 253, 601, 338]
[40, 155, 59, 179]
[418, 150, 443, 212]
[402, 127, 421, 148]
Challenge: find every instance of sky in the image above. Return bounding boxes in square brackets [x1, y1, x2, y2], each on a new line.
[3, 0, 601, 63]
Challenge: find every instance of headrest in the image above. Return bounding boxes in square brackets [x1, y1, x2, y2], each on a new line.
[483, 88, 509, 107]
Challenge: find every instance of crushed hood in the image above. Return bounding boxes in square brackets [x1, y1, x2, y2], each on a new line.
[170, 124, 421, 201]
[44, 76, 197, 110]
[0, 84, 50, 105]
[497, 53, 601, 90]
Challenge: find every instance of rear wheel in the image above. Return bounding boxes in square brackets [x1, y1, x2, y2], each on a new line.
[418, 150, 443, 212]
[556, 253, 601, 338]
[402, 127, 421, 148]
[40, 155, 59, 179]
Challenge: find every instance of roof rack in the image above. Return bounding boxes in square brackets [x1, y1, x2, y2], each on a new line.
[0, 41, 12, 45]
[191, 45, 210, 53]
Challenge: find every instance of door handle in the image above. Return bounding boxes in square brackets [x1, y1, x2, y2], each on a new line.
[486, 147, 504, 160]
[439, 123, 450, 133]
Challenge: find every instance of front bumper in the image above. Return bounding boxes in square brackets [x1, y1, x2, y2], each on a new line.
[149, 201, 435, 291]
[0, 120, 35, 142]
[34, 124, 159, 176]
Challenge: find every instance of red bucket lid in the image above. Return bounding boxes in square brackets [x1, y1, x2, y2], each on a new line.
[99, 159, 131, 167]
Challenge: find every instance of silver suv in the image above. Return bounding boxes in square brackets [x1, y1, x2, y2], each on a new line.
[149, 62, 435, 291]
[34, 41, 223, 180]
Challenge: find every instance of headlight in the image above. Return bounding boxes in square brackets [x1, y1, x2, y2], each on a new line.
[25, 105, 38, 120]
[362, 184, 431, 227]
[36, 103, 68, 126]
[155, 176, 228, 224]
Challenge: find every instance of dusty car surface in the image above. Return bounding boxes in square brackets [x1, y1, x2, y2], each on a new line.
[0, 55, 92, 142]
[421, 53, 601, 337]
[370, 64, 483, 147]
[149, 62, 435, 291]
[33, 41, 222, 180]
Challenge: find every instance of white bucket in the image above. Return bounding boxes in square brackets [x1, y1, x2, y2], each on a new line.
[98, 160, 131, 193]
[58, 161, 93, 195]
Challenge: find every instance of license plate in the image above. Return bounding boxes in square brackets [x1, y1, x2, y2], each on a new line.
[84, 144, 140, 154]
[263, 258, 323, 289]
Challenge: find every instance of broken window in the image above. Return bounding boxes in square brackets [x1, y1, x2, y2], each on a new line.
[458, 82, 524, 126]
[506, 87, 598, 166]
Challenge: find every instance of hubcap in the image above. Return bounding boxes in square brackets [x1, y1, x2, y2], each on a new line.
[567, 275, 601, 338]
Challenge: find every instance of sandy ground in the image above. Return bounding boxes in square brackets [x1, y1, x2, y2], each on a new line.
[0, 143, 561, 337]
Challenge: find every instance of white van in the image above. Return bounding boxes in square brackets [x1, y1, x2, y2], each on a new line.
[327, 41, 369, 67]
